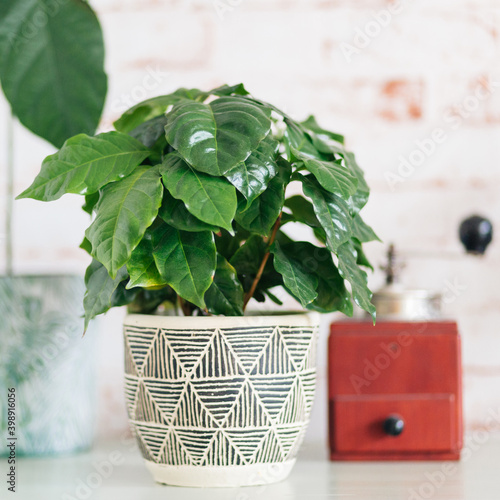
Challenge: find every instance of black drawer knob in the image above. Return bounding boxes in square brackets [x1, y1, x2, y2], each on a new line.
[383, 415, 405, 436]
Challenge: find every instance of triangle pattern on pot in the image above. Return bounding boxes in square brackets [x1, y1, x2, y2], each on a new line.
[221, 327, 274, 373]
[163, 329, 214, 374]
[174, 429, 218, 466]
[221, 380, 272, 428]
[275, 424, 304, 460]
[200, 430, 245, 466]
[193, 329, 246, 378]
[170, 381, 220, 429]
[191, 378, 246, 425]
[248, 375, 297, 421]
[141, 379, 185, 425]
[124, 326, 159, 375]
[134, 421, 169, 460]
[142, 332, 183, 379]
[275, 376, 308, 425]
[299, 370, 317, 411]
[253, 428, 284, 463]
[123, 375, 140, 419]
[224, 428, 270, 464]
[249, 327, 295, 375]
[158, 429, 193, 466]
[134, 382, 170, 426]
[279, 327, 316, 371]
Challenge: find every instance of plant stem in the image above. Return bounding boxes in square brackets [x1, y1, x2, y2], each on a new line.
[243, 213, 282, 311]
[5, 112, 14, 277]
[178, 296, 191, 316]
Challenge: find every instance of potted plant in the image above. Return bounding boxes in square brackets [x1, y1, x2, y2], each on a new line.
[18, 83, 378, 486]
[0, 0, 106, 455]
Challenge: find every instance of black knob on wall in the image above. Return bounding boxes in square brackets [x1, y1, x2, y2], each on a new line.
[459, 215, 493, 255]
[383, 415, 405, 436]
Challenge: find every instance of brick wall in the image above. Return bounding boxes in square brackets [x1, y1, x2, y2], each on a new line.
[1, 0, 499, 443]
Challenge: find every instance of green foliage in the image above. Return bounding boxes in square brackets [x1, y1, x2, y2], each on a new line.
[19, 84, 379, 323]
[0, 0, 106, 148]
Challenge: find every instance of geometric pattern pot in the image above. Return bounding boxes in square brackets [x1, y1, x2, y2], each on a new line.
[123, 312, 319, 487]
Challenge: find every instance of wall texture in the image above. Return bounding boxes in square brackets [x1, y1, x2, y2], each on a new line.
[1, 0, 499, 444]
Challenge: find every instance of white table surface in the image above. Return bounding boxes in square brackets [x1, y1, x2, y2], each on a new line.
[8, 433, 500, 499]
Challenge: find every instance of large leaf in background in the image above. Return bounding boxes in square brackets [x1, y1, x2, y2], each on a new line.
[159, 190, 219, 233]
[336, 241, 376, 321]
[17, 132, 150, 201]
[83, 260, 128, 329]
[86, 167, 163, 278]
[0, 0, 106, 147]
[281, 241, 352, 315]
[235, 160, 290, 235]
[164, 96, 272, 176]
[161, 153, 237, 232]
[301, 175, 352, 252]
[225, 136, 279, 207]
[351, 213, 380, 243]
[152, 224, 216, 309]
[270, 241, 318, 307]
[205, 254, 244, 316]
[294, 149, 358, 200]
[113, 89, 207, 133]
[299, 115, 344, 145]
[126, 227, 167, 289]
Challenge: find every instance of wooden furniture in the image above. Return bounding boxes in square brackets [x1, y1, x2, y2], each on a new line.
[328, 321, 463, 460]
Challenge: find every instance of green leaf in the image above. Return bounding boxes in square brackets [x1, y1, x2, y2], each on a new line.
[270, 241, 318, 307]
[294, 149, 358, 199]
[113, 89, 206, 133]
[301, 175, 352, 252]
[86, 166, 163, 278]
[352, 238, 374, 270]
[164, 96, 272, 176]
[129, 114, 169, 148]
[215, 230, 243, 261]
[161, 153, 237, 232]
[152, 224, 216, 309]
[283, 118, 326, 160]
[17, 132, 151, 201]
[83, 260, 128, 329]
[284, 195, 320, 228]
[82, 192, 99, 215]
[234, 159, 290, 235]
[351, 214, 380, 243]
[80, 236, 92, 255]
[281, 241, 352, 315]
[209, 83, 249, 97]
[224, 136, 279, 207]
[344, 152, 370, 214]
[0, 0, 106, 148]
[205, 255, 244, 316]
[126, 227, 167, 289]
[299, 115, 344, 145]
[229, 234, 266, 276]
[158, 190, 219, 232]
[336, 241, 376, 321]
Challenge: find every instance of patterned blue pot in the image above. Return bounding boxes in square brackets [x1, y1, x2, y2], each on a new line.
[123, 312, 319, 487]
[0, 275, 96, 456]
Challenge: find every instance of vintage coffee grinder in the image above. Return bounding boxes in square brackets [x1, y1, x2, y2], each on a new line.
[328, 215, 493, 460]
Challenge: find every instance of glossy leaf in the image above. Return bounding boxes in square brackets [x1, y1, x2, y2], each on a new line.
[234, 160, 290, 235]
[229, 234, 266, 276]
[129, 115, 169, 148]
[300, 115, 344, 145]
[82, 192, 99, 215]
[301, 175, 352, 252]
[17, 132, 150, 201]
[158, 190, 219, 233]
[86, 167, 163, 278]
[209, 83, 249, 97]
[161, 153, 236, 232]
[113, 89, 206, 133]
[283, 118, 325, 160]
[152, 224, 216, 309]
[344, 152, 370, 214]
[294, 149, 358, 199]
[351, 214, 380, 243]
[284, 195, 320, 228]
[352, 238, 374, 270]
[281, 241, 352, 315]
[336, 241, 376, 321]
[270, 241, 318, 307]
[164, 96, 272, 176]
[127, 227, 167, 289]
[225, 136, 279, 207]
[83, 260, 128, 329]
[0, 0, 106, 148]
[205, 254, 244, 316]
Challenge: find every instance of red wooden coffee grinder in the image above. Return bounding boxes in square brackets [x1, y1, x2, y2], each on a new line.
[328, 216, 493, 460]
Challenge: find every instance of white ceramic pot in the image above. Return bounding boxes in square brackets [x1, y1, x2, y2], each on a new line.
[123, 312, 319, 487]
